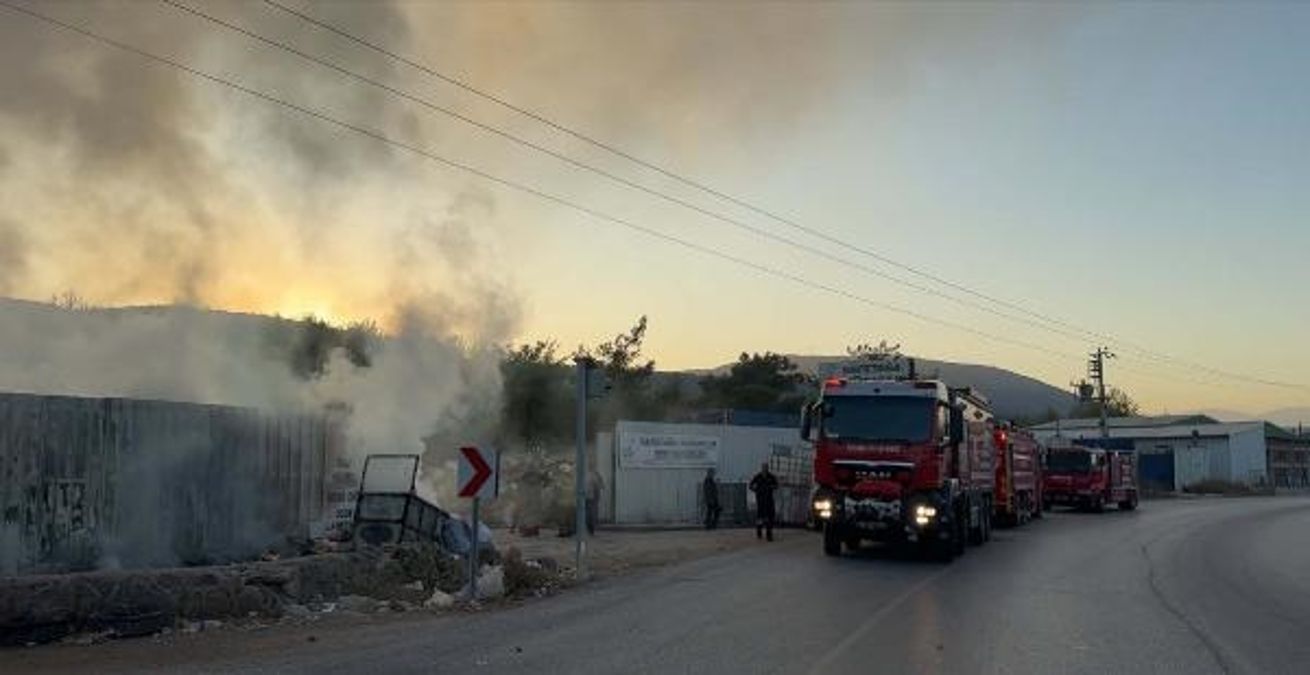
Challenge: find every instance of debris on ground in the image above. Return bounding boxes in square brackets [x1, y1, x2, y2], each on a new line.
[336, 595, 379, 614]
[1, 529, 739, 647]
[425, 590, 456, 610]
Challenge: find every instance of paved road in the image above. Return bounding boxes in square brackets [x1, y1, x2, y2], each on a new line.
[10, 497, 1310, 674]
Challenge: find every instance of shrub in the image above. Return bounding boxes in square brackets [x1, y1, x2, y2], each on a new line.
[501, 547, 557, 598]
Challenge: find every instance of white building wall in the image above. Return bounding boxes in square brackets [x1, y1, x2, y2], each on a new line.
[1172, 437, 1228, 489]
[1228, 426, 1268, 485]
[609, 420, 808, 525]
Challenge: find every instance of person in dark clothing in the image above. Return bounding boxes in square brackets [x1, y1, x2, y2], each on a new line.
[702, 468, 722, 530]
[749, 462, 779, 541]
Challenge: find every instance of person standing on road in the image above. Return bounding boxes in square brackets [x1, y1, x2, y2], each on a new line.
[702, 468, 722, 530]
[586, 466, 604, 535]
[749, 462, 779, 541]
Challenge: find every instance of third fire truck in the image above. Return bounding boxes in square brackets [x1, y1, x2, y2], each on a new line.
[1042, 443, 1138, 512]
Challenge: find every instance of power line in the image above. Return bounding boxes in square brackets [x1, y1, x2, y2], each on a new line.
[10, 1, 1306, 398]
[159, 0, 1099, 348]
[259, 0, 1309, 393]
[178, 0, 1289, 394]
[0, 0, 1082, 368]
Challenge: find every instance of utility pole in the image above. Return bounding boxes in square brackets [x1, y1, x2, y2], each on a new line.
[573, 356, 593, 580]
[1088, 347, 1116, 440]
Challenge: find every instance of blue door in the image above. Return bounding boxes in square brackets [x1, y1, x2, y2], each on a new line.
[1140, 451, 1175, 492]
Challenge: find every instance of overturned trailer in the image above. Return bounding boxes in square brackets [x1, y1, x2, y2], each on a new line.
[351, 454, 492, 558]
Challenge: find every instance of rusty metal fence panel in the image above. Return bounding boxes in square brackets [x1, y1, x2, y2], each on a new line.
[0, 392, 337, 576]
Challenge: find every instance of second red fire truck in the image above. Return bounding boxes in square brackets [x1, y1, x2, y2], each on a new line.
[992, 426, 1044, 526]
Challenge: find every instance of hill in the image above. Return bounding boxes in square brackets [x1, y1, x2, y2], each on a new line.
[696, 354, 1075, 422]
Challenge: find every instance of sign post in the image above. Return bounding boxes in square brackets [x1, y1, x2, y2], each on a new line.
[574, 358, 591, 579]
[457, 445, 498, 599]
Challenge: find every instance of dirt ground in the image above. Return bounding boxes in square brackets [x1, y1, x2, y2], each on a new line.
[3, 525, 804, 666]
[497, 525, 789, 577]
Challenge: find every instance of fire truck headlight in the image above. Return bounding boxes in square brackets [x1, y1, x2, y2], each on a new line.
[913, 504, 937, 526]
[814, 499, 833, 512]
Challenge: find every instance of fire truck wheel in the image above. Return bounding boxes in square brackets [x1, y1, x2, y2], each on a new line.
[1119, 493, 1138, 511]
[1090, 495, 1105, 513]
[822, 523, 843, 557]
[982, 507, 993, 542]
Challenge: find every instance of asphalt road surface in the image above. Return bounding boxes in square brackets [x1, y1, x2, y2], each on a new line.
[10, 497, 1310, 674]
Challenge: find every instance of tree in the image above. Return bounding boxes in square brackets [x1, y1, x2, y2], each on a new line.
[847, 340, 903, 362]
[699, 352, 810, 413]
[499, 316, 678, 448]
[575, 315, 674, 424]
[281, 315, 380, 379]
[1070, 387, 1140, 419]
[578, 315, 655, 388]
[499, 340, 573, 446]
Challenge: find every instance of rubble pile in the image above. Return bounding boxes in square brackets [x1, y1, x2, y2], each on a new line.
[0, 545, 563, 646]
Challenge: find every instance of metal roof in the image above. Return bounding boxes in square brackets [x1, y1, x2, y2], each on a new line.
[1033, 420, 1265, 441]
[1027, 414, 1218, 432]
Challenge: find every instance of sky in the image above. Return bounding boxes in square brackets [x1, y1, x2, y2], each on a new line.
[0, 0, 1307, 415]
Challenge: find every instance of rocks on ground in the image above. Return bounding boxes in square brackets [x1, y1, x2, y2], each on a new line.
[1, 545, 564, 647]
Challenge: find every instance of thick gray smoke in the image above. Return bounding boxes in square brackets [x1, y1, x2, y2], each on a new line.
[0, 0, 1061, 568]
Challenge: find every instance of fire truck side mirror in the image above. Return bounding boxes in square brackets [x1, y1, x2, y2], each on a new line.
[799, 402, 813, 441]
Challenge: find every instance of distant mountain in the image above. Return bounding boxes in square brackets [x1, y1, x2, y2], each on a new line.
[696, 354, 1076, 422]
[1192, 408, 1251, 422]
[1258, 408, 1310, 429]
[1192, 407, 1310, 429]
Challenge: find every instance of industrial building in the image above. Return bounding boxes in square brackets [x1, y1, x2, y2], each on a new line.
[1266, 424, 1310, 489]
[1027, 414, 1309, 492]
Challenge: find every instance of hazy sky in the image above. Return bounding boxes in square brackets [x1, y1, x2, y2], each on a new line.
[1, 1, 1307, 414]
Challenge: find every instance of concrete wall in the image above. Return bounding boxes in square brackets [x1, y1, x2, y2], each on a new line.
[608, 420, 810, 525]
[1, 392, 340, 576]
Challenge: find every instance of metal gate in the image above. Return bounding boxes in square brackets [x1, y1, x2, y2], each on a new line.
[1139, 451, 1175, 493]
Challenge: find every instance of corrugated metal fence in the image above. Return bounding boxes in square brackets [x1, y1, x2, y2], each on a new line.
[0, 392, 339, 575]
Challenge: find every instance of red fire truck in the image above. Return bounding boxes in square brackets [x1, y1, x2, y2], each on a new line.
[1042, 444, 1138, 512]
[802, 361, 996, 559]
[992, 426, 1043, 526]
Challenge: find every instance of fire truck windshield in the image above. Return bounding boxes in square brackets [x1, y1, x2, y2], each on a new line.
[821, 395, 933, 443]
[1047, 452, 1093, 473]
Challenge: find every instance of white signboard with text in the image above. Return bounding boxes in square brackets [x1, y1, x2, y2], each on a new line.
[619, 432, 721, 469]
[817, 358, 911, 380]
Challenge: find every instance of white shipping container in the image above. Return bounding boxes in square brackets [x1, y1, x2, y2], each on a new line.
[608, 420, 812, 525]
